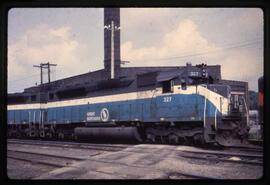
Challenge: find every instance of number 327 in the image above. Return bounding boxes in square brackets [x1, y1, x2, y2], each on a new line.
[163, 96, 172, 102]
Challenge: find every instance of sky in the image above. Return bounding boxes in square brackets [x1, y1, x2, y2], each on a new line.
[8, 8, 263, 93]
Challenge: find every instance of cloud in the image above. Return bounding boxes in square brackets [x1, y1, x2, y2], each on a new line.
[221, 48, 263, 90]
[122, 8, 178, 28]
[121, 19, 219, 66]
[8, 24, 90, 92]
[226, 8, 263, 38]
[121, 18, 263, 90]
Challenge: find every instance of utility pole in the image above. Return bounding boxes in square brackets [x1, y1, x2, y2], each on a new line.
[33, 64, 44, 84]
[46, 62, 57, 83]
[33, 62, 57, 84]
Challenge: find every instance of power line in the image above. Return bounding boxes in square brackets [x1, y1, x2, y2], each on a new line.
[8, 73, 40, 83]
[214, 37, 263, 47]
[8, 67, 70, 83]
[128, 39, 263, 62]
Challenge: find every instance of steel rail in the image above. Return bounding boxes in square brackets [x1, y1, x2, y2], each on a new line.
[179, 149, 263, 158]
[8, 139, 263, 158]
[8, 139, 126, 152]
[7, 149, 87, 161]
[8, 139, 128, 148]
[176, 153, 262, 166]
[7, 155, 67, 168]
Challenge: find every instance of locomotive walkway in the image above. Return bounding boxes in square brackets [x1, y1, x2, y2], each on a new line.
[7, 139, 263, 179]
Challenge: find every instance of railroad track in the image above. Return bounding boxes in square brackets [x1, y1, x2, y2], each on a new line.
[225, 144, 263, 152]
[7, 139, 262, 179]
[8, 139, 263, 166]
[8, 139, 129, 152]
[239, 148, 263, 153]
[7, 149, 85, 168]
[8, 139, 262, 153]
[7, 147, 220, 180]
[166, 172, 222, 179]
[176, 149, 263, 166]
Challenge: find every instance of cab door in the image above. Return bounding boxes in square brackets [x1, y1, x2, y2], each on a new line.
[156, 79, 177, 119]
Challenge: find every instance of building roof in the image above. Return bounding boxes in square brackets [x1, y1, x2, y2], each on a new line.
[10, 64, 222, 95]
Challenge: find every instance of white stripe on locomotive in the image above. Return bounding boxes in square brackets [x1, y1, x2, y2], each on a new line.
[8, 85, 229, 115]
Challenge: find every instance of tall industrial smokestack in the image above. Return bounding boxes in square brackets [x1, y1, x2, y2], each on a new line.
[104, 8, 121, 79]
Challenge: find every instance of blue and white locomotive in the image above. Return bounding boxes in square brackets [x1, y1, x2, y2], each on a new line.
[7, 63, 249, 146]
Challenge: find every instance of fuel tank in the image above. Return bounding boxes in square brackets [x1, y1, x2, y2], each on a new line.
[74, 126, 143, 142]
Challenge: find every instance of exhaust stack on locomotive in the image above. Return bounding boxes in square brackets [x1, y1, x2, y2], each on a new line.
[7, 8, 250, 146]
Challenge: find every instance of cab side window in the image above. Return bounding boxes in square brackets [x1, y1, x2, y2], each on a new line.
[162, 80, 174, 93]
[181, 78, 187, 90]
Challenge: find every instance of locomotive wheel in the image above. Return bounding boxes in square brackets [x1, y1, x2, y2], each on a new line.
[40, 131, 45, 138]
[71, 133, 78, 140]
[58, 132, 64, 140]
[16, 132, 22, 138]
[168, 134, 179, 144]
[183, 137, 190, 145]
[146, 133, 156, 143]
[155, 136, 166, 144]
[193, 134, 205, 145]
[46, 132, 53, 139]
